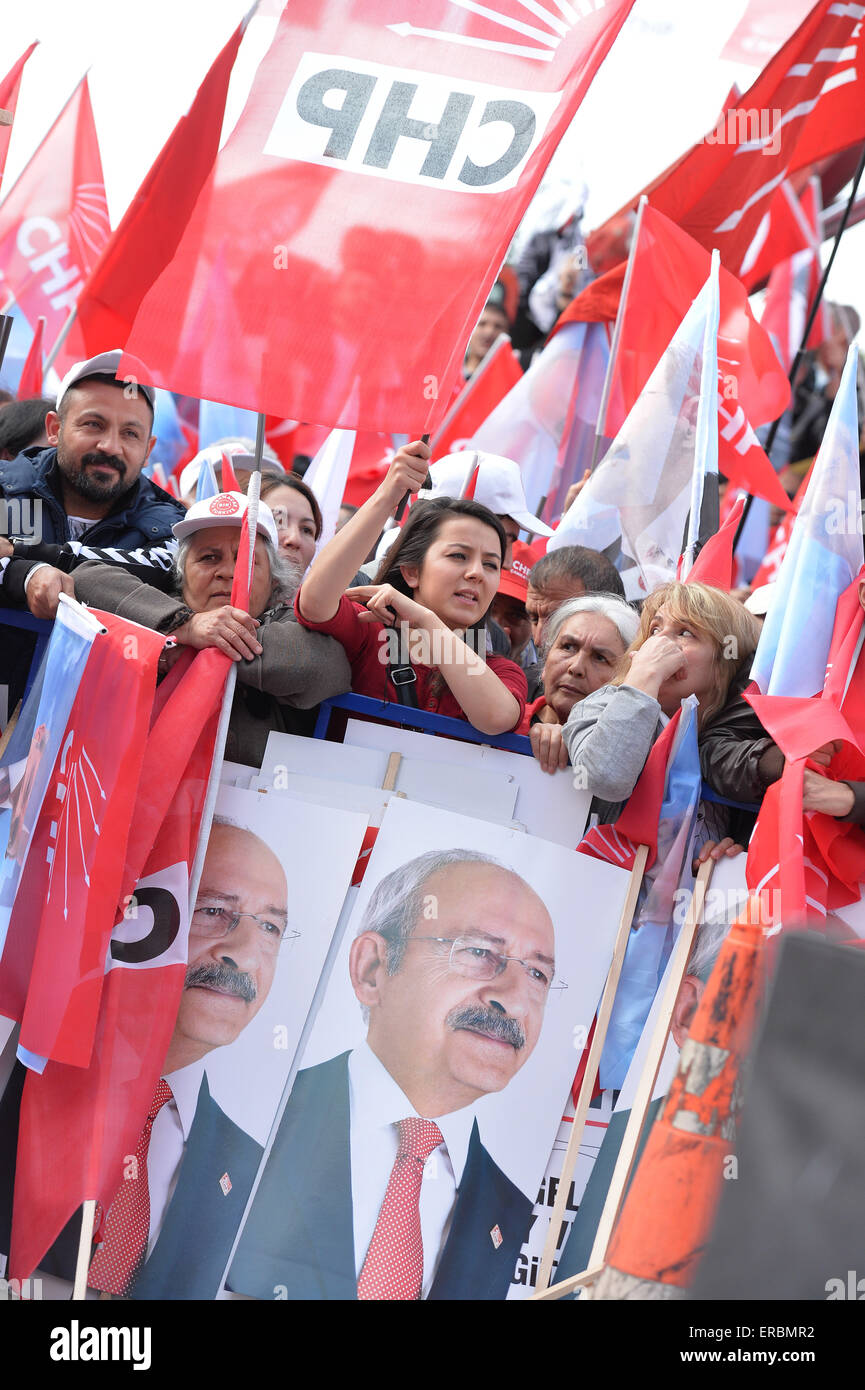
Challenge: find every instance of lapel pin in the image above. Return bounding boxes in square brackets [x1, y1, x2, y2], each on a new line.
[490, 1224, 503, 1249]
[219, 1172, 232, 1196]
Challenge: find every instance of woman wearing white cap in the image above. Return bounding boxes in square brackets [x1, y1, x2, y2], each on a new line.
[71, 492, 351, 764]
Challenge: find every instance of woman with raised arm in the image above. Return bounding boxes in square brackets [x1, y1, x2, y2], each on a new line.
[295, 440, 527, 735]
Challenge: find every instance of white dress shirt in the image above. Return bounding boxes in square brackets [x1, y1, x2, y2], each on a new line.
[348, 1042, 475, 1299]
[146, 1059, 207, 1256]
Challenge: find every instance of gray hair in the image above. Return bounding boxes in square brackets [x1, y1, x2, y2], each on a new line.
[686, 915, 731, 984]
[541, 593, 640, 663]
[358, 848, 510, 974]
[173, 534, 302, 609]
[529, 544, 625, 598]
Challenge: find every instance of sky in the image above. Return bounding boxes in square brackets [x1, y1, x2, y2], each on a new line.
[1, 0, 863, 325]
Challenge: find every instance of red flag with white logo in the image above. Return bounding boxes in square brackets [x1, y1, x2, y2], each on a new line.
[121, 0, 635, 431]
[0, 75, 110, 375]
[0, 43, 38, 191]
[561, 205, 793, 513]
[5, 614, 165, 1070]
[593, 0, 865, 277]
[9, 646, 230, 1279]
[760, 178, 830, 372]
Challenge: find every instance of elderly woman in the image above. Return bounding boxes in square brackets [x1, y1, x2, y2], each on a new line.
[525, 594, 640, 774]
[71, 492, 351, 765]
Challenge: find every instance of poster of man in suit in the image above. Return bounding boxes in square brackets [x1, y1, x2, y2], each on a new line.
[229, 797, 631, 1301]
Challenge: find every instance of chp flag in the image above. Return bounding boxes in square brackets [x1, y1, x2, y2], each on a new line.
[8, 644, 232, 1280]
[0, 74, 110, 373]
[120, 0, 636, 433]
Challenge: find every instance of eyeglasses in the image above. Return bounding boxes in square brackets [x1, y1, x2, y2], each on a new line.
[191, 903, 299, 957]
[408, 935, 565, 999]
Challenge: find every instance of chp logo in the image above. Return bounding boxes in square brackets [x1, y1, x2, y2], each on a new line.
[209, 493, 242, 516]
[265, 52, 562, 194]
[108, 861, 190, 975]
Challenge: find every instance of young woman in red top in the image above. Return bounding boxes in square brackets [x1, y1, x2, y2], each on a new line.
[296, 440, 527, 734]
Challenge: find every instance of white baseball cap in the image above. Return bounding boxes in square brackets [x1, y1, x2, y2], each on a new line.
[179, 442, 285, 499]
[172, 491, 279, 548]
[744, 583, 775, 617]
[419, 452, 554, 538]
[56, 349, 156, 412]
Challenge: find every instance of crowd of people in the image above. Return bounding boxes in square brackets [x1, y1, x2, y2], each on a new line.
[1, 324, 864, 857]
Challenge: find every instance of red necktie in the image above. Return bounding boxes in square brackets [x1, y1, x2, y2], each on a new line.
[87, 1079, 173, 1296]
[357, 1116, 444, 1301]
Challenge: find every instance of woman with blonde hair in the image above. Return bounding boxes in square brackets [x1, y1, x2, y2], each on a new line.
[562, 581, 761, 834]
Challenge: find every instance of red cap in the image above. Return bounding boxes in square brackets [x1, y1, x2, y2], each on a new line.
[510, 537, 548, 583]
[497, 567, 528, 602]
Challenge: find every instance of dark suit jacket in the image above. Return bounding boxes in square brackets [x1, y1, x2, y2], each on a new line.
[0, 1065, 260, 1300]
[228, 1050, 533, 1300]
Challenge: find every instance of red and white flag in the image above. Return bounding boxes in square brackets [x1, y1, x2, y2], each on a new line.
[0, 75, 110, 374]
[9, 646, 231, 1279]
[562, 204, 793, 513]
[0, 43, 38, 191]
[760, 178, 830, 372]
[121, 0, 636, 431]
[8, 614, 165, 1071]
[594, 0, 865, 276]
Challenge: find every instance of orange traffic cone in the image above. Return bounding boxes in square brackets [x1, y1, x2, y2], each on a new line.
[590, 902, 768, 1299]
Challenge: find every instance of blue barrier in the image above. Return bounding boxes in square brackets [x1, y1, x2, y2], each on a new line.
[311, 691, 762, 815]
[0, 608, 53, 702]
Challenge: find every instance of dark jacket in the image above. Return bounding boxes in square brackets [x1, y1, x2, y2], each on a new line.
[228, 1051, 532, 1301]
[0, 447, 184, 552]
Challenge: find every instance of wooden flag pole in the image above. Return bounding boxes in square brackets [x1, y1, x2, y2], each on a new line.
[534, 842, 649, 1293]
[381, 751, 402, 790]
[588, 194, 648, 472]
[72, 1199, 97, 1300]
[533, 857, 715, 1301]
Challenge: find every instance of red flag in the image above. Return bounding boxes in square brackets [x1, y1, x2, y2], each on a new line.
[760, 179, 829, 372]
[593, 0, 865, 276]
[121, 0, 636, 431]
[685, 496, 745, 590]
[561, 206, 792, 511]
[0, 43, 38, 190]
[75, 18, 246, 357]
[0, 76, 110, 375]
[739, 177, 812, 292]
[16, 316, 44, 398]
[429, 335, 523, 459]
[10, 646, 230, 1279]
[578, 709, 683, 870]
[219, 450, 241, 494]
[9, 614, 165, 1068]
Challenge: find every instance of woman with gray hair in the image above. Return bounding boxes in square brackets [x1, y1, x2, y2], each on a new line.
[71, 492, 350, 765]
[525, 593, 639, 775]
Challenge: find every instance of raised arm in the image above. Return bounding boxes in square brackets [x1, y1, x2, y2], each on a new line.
[298, 441, 430, 623]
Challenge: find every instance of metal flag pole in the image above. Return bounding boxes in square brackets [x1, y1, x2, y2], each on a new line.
[733, 138, 865, 550]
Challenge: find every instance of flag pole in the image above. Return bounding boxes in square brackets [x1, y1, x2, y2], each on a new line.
[186, 412, 265, 911]
[43, 304, 78, 373]
[734, 138, 865, 550]
[588, 194, 648, 471]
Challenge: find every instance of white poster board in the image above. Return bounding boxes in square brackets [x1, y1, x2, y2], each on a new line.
[228, 797, 631, 1301]
[344, 718, 591, 846]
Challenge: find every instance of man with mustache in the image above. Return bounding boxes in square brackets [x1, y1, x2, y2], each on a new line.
[0, 349, 183, 622]
[0, 817, 290, 1299]
[86, 816, 292, 1300]
[229, 849, 555, 1301]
